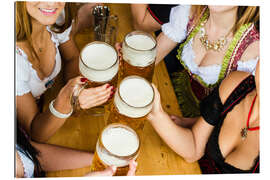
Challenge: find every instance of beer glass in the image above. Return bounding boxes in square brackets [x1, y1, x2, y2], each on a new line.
[90, 123, 140, 176]
[107, 76, 154, 133]
[121, 31, 157, 82]
[94, 15, 118, 46]
[76, 41, 119, 115]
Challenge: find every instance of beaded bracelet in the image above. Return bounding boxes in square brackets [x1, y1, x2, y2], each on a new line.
[49, 99, 73, 119]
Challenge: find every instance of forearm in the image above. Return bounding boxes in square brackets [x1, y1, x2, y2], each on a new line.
[63, 54, 80, 81]
[60, 38, 80, 82]
[148, 111, 198, 162]
[155, 32, 178, 65]
[31, 90, 72, 143]
[31, 142, 93, 172]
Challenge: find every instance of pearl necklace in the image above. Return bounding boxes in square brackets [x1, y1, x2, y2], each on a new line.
[199, 20, 231, 52]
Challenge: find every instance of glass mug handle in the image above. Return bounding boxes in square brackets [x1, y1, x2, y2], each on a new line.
[70, 83, 88, 112]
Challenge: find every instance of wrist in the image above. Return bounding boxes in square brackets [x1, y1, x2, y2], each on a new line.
[54, 92, 73, 114]
[148, 109, 167, 123]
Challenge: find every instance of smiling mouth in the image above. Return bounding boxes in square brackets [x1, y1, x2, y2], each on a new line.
[39, 8, 57, 15]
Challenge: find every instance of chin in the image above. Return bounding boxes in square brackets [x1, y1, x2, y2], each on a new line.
[208, 5, 237, 13]
[39, 18, 59, 26]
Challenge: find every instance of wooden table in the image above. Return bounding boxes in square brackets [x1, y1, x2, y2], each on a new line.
[44, 3, 201, 177]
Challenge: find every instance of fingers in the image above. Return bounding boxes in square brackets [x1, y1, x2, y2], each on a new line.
[127, 160, 137, 176]
[78, 83, 115, 109]
[151, 83, 161, 106]
[115, 42, 123, 60]
[86, 166, 116, 176]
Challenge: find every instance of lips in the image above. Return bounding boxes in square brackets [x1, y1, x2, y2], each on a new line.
[39, 8, 57, 15]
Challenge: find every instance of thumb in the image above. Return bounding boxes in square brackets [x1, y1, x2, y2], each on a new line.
[127, 160, 137, 176]
[86, 166, 117, 176]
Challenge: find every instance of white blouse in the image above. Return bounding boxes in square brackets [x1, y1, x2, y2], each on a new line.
[161, 5, 259, 85]
[16, 25, 72, 98]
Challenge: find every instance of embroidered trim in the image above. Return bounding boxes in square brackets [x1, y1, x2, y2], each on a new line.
[176, 8, 210, 87]
[222, 23, 253, 78]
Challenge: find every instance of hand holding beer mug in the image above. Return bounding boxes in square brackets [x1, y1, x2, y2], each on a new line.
[74, 41, 119, 115]
[90, 123, 140, 176]
[120, 30, 157, 82]
[107, 76, 154, 133]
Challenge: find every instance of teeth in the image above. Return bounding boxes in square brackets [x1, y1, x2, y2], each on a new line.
[40, 8, 56, 13]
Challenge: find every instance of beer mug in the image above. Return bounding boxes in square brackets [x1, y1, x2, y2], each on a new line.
[121, 31, 157, 82]
[90, 123, 140, 176]
[94, 15, 118, 46]
[76, 41, 119, 115]
[107, 76, 154, 133]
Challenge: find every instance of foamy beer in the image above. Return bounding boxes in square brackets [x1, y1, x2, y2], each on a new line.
[77, 41, 118, 111]
[121, 31, 157, 82]
[107, 76, 154, 133]
[79, 41, 119, 88]
[90, 123, 140, 176]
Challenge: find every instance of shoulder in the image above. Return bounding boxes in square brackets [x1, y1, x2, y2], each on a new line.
[240, 40, 260, 62]
[219, 71, 251, 104]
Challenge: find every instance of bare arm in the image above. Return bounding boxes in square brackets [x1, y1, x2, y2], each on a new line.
[16, 151, 24, 178]
[147, 85, 214, 162]
[31, 141, 93, 171]
[59, 35, 80, 82]
[130, 4, 161, 33]
[16, 77, 85, 143]
[155, 32, 178, 64]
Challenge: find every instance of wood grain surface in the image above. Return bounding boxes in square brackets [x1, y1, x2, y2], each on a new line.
[45, 3, 201, 177]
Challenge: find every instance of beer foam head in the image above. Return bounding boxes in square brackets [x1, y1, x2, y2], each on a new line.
[114, 76, 154, 118]
[120, 77, 153, 107]
[79, 42, 118, 82]
[125, 34, 155, 51]
[102, 126, 139, 156]
[81, 42, 117, 70]
[123, 32, 156, 67]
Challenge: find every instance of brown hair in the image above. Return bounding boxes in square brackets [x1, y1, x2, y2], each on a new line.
[191, 5, 260, 34]
[15, 2, 79, 70]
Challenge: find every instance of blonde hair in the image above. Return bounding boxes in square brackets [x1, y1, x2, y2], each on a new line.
[16, 2, 79, 70]
[191, 5, 260, 34]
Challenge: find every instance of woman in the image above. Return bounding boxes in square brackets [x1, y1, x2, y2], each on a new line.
[16, 125, 137, 177]
[155, 5, 259, 124]
[15, 2, 135, 177]
[16, 1, 113, 142]
[147, 61, 260, 173]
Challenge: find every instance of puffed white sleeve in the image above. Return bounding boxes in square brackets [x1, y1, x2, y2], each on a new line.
[161, 5, 191, 43]
[16, 53, 31, 96]
[237, 56, 259, 76]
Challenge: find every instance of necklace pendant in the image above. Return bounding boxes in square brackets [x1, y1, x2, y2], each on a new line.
[241, 127, 248, 140]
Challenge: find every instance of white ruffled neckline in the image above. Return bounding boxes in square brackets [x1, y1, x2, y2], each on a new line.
[181, 38, 259, 85]
[16, 26, 61, 83]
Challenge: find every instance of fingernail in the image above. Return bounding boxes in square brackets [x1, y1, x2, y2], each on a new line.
[80, 77, 88, 83]
[106, 84, 111, 88]
[111, 86, 115, 91]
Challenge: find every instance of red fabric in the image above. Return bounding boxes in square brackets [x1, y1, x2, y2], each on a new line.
[147, 7, 163, 25]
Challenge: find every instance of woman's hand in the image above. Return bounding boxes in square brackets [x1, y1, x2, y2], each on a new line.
[147, 84, 166, 121]
[55, 76, 87, 113]
[85, 160, 137, 176]
[78, 81, 114, 109]
[115, 42, 123, 62]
